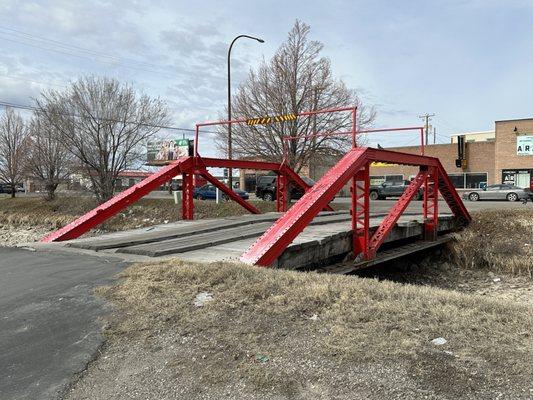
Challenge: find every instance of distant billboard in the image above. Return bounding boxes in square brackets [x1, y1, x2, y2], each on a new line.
[147, 139, 190, 162]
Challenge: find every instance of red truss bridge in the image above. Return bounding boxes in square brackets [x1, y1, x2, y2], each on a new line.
[41, 106, 470, 268]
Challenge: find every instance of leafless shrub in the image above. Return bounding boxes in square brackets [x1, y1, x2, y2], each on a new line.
[36, 76, 169, 203]
[0, 107, 30, 198]
[26, 110, 74, 200]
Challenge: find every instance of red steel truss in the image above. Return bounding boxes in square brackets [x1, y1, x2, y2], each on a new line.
[42, 105, 470, 271]
[240, 147, 471, 266]
[41, 156, 315, 243]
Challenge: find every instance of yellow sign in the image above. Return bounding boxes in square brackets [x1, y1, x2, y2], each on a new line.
[371, 162, 398, 167]
[246, 113, 297, 125]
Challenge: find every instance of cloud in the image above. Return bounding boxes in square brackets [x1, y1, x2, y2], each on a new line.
[2, 0, 532, 151]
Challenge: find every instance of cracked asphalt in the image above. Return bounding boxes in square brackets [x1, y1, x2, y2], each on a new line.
[0, 247, 128, 400]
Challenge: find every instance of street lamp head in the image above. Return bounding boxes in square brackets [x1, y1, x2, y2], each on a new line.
[256, 38, 265, 43]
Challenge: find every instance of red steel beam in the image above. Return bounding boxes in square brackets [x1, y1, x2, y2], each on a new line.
[276, 172, 288, 212]
[41, 157, 194, 242]
[200, 156, 334, 211]
[436, 160, 471, 223]
[352, 164, 370, 260]
[366, 148, 439, 166]
[198, 157, 282, 171]
[279, 164, 334, 211]
[367, 169, 428, 258]
[195, 106, 356, 157]
[241, 147, 369, 266]
[182, 171, 194, 220]
[423, 166, 439, 240]
[198, 168, 261, 215]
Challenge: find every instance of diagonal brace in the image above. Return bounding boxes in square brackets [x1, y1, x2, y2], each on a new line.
[279, 164, 334, 212]
[367, 169, 428, 257]
[41, 157, 194, 242]
[198, 169, 260, 215]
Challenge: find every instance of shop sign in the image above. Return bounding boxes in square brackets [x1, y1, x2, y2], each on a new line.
[517, 135, 533, 155]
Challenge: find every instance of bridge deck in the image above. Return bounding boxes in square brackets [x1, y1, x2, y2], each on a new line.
[59, 211, 455, 270]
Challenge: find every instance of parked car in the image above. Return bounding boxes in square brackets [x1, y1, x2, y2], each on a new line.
[0, 183, 23, 194]
[463, 184, 531, 202]
[255, 175, 314, 202]
[369, 180, 423, 200]
[193, 184, 249, 200]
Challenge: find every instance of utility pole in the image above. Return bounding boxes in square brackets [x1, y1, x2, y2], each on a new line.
[418, 113, 435, 145]
[433, 127, 436, 144]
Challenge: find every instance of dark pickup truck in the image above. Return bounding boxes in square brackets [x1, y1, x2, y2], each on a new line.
[369, 180, 423, 200]
[255, 175, 314, 201]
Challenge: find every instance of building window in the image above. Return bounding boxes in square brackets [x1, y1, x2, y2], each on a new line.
[465, 173, 487, 188]
[370, 174, 404, 186]
[447, 172, 487, 189]
[385, 174, 404, 183]
[370, 175, 385, 185]
[448, 174, 465, 189]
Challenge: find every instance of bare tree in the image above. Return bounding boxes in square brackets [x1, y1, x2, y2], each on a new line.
[36, 76, 169, 203]
[0, 108, 29, 198]
[26, 111, 73, 200]
[217, 20, 375, 173]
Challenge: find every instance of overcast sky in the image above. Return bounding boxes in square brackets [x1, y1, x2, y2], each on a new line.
[1, 0, 533, 156]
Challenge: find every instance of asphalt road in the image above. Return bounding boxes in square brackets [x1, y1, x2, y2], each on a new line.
[0, 247, 128, 400]
[351, 198, 533, 214]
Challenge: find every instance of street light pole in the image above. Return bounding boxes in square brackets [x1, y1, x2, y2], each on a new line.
[227, 34, 264, 190]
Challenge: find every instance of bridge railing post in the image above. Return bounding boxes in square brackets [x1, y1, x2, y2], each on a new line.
[276, 173, 288, 212]
[352, 162, 370, 260]
[182, 172, 194, 220]
[423, 166, 439, 240]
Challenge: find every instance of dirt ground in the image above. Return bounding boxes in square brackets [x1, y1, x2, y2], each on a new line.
[64, 260, 533, 400]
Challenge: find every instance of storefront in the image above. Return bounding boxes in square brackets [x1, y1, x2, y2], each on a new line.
[502, 169, 533, 188]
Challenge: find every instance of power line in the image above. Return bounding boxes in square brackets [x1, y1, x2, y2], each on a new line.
[0, 30, 177, 78]
[0, 73, 67, 88]
[0, 26, 163, 70]
[0, 99, 218, 134]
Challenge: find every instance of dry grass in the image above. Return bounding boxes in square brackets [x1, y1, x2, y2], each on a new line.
[0, 195, 348, 236]
[92, 260, 533, 397]
[451, 209, 533, 278]
[0, 196, 278, 232]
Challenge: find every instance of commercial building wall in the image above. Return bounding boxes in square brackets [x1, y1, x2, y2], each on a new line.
[369, 141, 496, 186]
[495, 118, 533, 189]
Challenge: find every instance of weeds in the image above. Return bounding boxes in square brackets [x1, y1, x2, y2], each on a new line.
[451, 210, 533, 278]
[0, 196, 278, 232]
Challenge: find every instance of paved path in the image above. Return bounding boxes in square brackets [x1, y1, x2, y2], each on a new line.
[0, 247, 128, 400]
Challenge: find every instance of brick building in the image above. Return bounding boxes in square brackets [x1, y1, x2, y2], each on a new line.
[370, 117, 533, 190]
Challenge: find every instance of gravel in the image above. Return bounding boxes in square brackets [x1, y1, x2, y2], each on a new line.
[0, 225, 52, 247]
